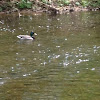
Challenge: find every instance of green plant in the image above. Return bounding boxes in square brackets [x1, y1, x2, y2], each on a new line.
[75, 1, 80, 6]
[42, 0, 47, 3]
[17, 0, 32, 9]
[89, 0, 100, 7]
[41, 0, 51, 4]
[81, 0, 89, 7]
[62, 0, 70, 6]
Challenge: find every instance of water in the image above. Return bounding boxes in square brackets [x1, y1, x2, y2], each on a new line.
[0, 11, 100, 100]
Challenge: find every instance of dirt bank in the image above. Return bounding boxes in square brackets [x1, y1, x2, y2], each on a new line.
[0, 1, 100, 15]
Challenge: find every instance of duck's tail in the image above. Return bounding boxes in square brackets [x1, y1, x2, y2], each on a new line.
[17, 35, 22, 39]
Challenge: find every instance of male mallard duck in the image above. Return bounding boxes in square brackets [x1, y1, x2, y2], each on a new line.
[17, 32, 35, 40]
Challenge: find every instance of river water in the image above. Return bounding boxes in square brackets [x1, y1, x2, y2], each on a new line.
[0, 11, 100, 100]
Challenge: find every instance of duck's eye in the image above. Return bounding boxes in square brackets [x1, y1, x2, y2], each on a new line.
[21, 37, 22, 38]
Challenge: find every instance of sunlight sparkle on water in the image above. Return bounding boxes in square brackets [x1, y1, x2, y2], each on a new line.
[76, 59, 89, 64]
[0, 12, 100, 100]
[91, 68, 95, 71]
[23, 73, 31, 77]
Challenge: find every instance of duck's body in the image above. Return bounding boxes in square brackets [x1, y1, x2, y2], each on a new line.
[17, 35, 34, 40]
[17, 32, 35, 40]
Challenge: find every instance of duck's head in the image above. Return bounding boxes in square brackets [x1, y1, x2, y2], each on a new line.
[30, 32, 34, 37]
[30, 32, 35, 39]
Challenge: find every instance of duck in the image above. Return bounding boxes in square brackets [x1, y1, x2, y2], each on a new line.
[17, 32, 35, 40]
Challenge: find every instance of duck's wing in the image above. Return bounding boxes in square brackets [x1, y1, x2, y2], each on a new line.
[17, 35, 33, 40]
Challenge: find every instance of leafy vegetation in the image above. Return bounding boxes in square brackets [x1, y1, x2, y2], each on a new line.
[80, 0, 100, 7]
[89, 0, 100, 7]
[0, 0, 100, 12]
[16, 0, 32, 9]
[81, 0, 89, 7]
[61, 0, 70, 6]
[40, 0, 100, 8]
[42, 0, 48, 4]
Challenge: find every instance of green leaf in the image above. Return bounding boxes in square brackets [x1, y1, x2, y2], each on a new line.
[75, 2, 80, 6]
[26, 2, 32, 8]
[17, 0, 32, 9]
[18, 2, 26, 8]
[42, 0, 48, 4]
[63, 0, 70, 5]
[82, 0, 89, 7]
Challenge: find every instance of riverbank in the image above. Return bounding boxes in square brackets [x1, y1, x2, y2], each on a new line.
[0, 0, 100, 15]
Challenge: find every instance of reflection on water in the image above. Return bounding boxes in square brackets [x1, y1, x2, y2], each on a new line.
[0, 12, 100, 100]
